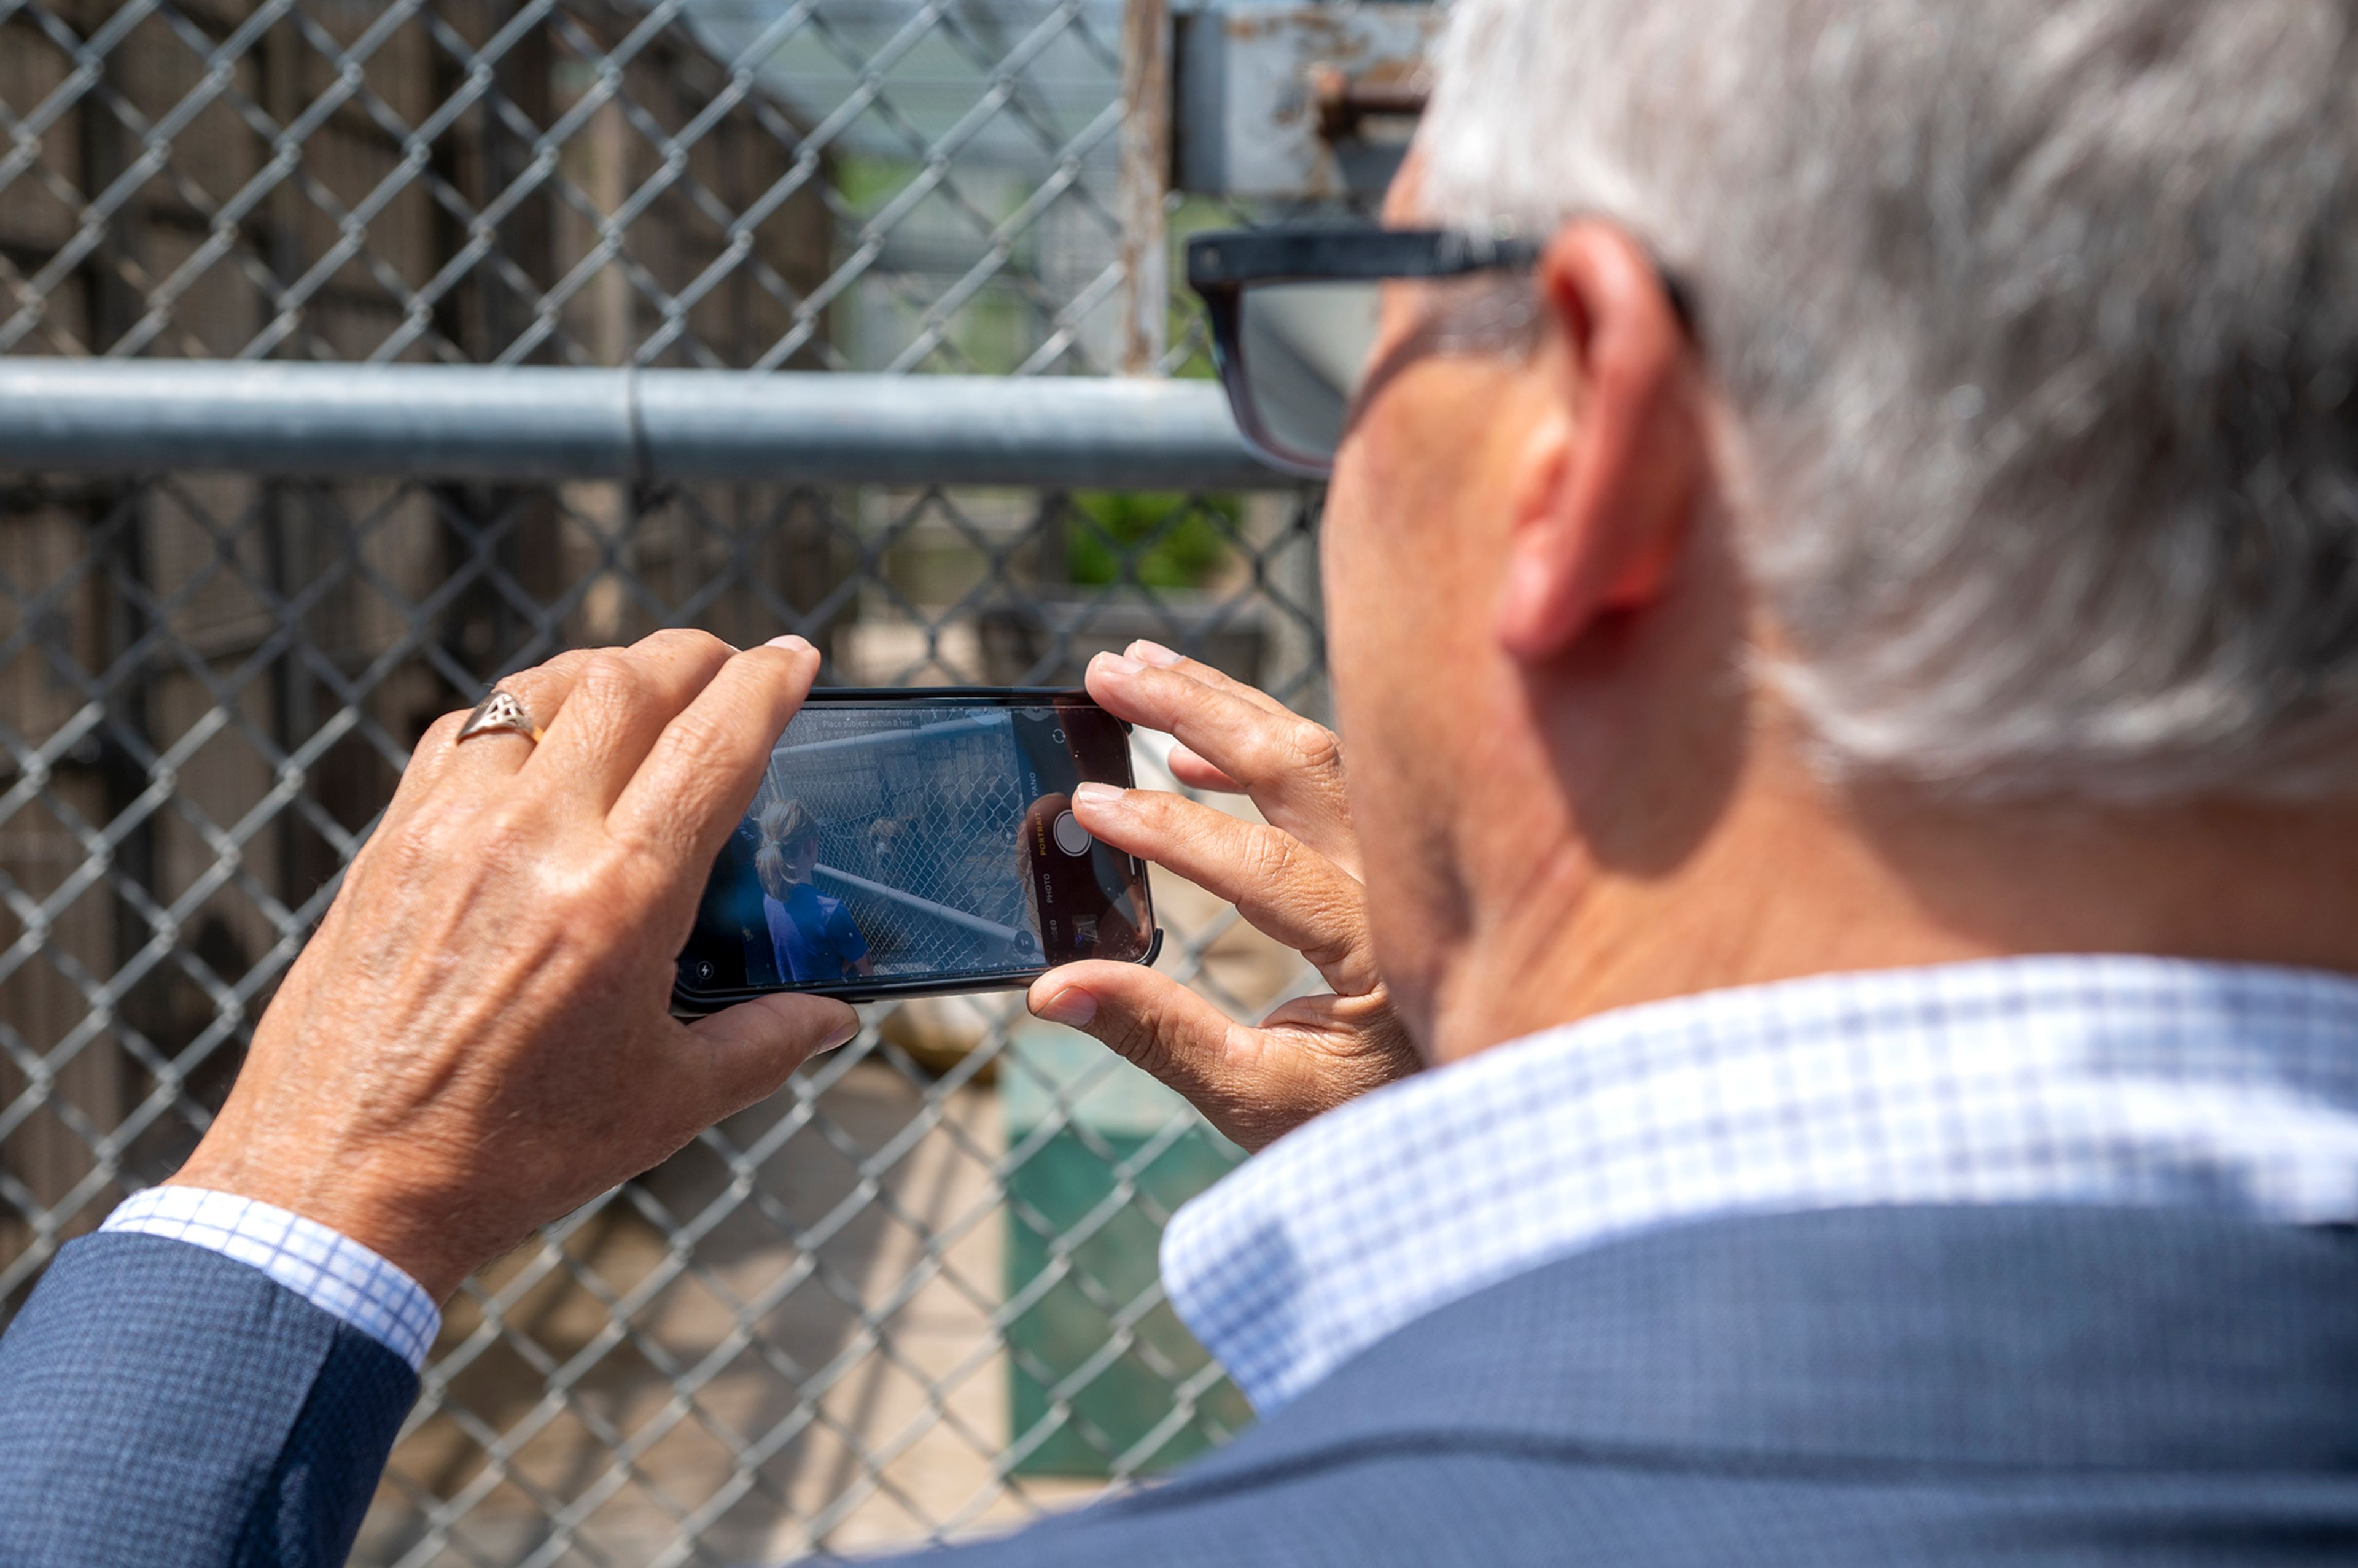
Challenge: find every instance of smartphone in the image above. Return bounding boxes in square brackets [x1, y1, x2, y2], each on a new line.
[672, 688, 1159, 1012]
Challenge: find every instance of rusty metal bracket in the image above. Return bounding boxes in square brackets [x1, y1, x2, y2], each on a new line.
[1308, 60, 1430, 145]
[1175, 4, 1444, 201]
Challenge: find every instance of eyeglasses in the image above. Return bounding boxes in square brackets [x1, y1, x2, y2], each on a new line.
[1186, 224, 1692, 479]
[1187, 226, 1541, 479]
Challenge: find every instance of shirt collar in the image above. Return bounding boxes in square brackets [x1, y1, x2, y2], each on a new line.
[1160, 955, 2358, 1414]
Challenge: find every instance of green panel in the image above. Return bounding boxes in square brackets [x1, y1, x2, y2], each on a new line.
[1002, 1025, 1252, 1477]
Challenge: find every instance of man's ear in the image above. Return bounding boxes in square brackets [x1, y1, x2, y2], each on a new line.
[1496, 222, 1701, 662]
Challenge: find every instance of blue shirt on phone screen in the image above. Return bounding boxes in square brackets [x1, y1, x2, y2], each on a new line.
[763, 883, 870, 981]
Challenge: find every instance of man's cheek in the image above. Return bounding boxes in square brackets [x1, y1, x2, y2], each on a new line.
[1318, 487, 1383, 704]
[1350, 774, 1453, 1041]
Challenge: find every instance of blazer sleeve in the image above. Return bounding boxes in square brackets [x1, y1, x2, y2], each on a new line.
[0, 1231, 419, 1568]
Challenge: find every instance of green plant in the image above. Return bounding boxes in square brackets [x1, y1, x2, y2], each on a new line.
[1065, 492, 1241, 590]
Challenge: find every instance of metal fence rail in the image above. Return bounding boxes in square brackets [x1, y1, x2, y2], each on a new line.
[0, 359, 1293, 489]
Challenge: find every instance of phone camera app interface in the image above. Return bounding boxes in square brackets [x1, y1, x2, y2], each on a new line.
[680, 701, 1147, 995]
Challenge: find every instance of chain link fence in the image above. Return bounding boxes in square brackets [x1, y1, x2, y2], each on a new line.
[0, 462, 1321, 1563]
[0, 0, 1357, 1559]
[0, 0, 1226, 373]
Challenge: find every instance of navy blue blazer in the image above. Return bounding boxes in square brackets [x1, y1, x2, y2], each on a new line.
[0, 1233, 414, 1567]
[6, 1206, 2357, 1566]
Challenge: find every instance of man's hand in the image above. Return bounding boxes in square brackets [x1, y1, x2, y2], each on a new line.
[171, 630, 858, 1300]
[1029, 642, 1418, 1151]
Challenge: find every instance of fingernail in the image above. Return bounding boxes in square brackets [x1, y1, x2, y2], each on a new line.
[765, 634, 815, 654]
[1092, 651, 1145, 678]
[1129, 639, 1183, 668]
[1035, 987, 1097, 1028]
[820, 1014, 862, 1052]
[1073, 781, 1124, 810]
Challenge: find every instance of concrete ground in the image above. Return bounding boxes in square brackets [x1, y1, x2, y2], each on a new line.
[356, 1055, 1107, 1567]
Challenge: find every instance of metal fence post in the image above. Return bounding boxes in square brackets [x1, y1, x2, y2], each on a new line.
[1117, 0, 1171, 376]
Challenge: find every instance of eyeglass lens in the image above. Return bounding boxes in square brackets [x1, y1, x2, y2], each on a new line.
[1236, 281, 1385, 468]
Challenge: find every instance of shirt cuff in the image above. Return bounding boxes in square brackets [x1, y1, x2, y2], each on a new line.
[101, 1186, 441, 1372]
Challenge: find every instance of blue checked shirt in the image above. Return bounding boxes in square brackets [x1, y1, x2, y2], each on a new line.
[1161, 955, 2358, 1413]
[101, 1185, 440, 1371]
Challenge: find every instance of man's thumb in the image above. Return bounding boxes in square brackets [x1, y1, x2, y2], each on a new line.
[688, 993, 862, 1111]
[1029, 961, 1251, 1129]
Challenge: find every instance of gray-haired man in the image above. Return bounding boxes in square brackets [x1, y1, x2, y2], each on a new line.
[7, 2, 2358, 1563]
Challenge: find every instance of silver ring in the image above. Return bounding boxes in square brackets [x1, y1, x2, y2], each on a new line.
[457, 687, 545, 745]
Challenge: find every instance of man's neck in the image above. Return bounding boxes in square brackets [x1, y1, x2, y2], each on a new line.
[1425, 758, 2358, 1067]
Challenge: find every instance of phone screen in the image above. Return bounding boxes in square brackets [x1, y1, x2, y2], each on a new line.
[673, 693, 1154, 1008]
